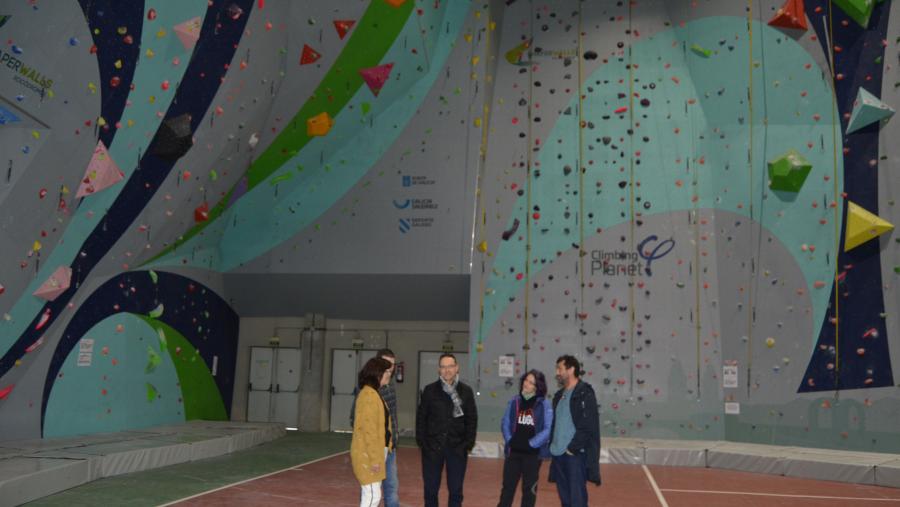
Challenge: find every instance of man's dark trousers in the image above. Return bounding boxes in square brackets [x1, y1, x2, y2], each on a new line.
[422, 446, 468, 507]
[551, 453, 588, 507]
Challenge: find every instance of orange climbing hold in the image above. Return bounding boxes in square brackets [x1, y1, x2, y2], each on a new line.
[768, 0, 808, 31]
[306, 112, 334, 137]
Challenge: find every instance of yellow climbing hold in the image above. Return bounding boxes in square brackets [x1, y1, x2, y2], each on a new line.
[844, 201, 894, 251]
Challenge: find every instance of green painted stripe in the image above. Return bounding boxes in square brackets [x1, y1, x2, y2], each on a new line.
[136, 315, 227, 421]
[143, 0, 413, 265]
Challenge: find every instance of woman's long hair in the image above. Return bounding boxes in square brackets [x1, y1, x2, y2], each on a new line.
[358, 357, 393, 390]
[519, 369, 548, 398]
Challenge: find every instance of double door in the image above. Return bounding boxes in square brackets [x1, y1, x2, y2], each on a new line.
[247, 347, 302, 427]
[330, 349, 378, 432]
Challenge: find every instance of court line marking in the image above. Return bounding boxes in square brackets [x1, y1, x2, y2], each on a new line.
[661, 488, 900, 502]
[642, 465, 670, 507]
[157, 450, 348, 506]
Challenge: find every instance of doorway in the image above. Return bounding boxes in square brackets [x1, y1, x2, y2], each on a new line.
[329, 348, 378, 432]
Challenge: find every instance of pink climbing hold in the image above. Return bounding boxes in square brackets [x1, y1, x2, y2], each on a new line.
[359, 63, 394, 97]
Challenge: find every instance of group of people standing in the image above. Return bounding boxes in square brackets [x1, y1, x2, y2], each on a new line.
[350, 350, 601, 507]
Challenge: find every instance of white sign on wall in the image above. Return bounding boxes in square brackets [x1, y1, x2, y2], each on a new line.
[725, 402, 740, 415]
[498, 355, 515, 378]
[77, 339, 94, 367]
[723, 365, 738, 388]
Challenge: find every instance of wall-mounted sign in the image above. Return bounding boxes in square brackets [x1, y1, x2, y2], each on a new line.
[77, 339, 94, 367]
[723, 365, 738, 388]
[498, 355, 515, 378]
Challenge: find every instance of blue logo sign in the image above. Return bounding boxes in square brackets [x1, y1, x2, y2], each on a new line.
[398, 218, 411, 233]
[393, 199, 411, 209]
[402, 175, 411, 187]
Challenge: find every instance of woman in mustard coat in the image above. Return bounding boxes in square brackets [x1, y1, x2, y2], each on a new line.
[351, 357, 395, 506]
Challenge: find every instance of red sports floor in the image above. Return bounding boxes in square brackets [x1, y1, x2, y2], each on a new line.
[170, 447, 900, 506]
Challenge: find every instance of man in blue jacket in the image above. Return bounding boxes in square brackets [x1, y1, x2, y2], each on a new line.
[549, 355, 601, 507]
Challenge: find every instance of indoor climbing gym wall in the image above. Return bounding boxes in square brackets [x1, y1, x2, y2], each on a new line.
[2, 0, 900, 456]
[470, 0, 900, 453]
[0, 0, 478, 440]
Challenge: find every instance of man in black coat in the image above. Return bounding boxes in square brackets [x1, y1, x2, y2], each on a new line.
[548, 355, 601, 507]
[416, 353, 478, 507]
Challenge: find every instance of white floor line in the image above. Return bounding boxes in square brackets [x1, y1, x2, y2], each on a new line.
[661, 488, 900, 502]
[642, 465, 670, 507]
[156, 450, 348, 506]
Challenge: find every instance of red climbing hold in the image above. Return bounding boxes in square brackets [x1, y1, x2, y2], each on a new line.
[300, 44, 321, 65]
[333, 19, 355, 40]
[768, 0, 808, 31]
[194, 202, 210, 222]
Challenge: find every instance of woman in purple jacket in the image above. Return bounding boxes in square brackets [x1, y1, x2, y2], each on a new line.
[497, 369, 553, 507]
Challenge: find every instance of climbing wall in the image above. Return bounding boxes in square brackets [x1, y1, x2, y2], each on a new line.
[2, 0, 900, 454]
[0, 0, 478, 440]
[470, 0, 900, 452]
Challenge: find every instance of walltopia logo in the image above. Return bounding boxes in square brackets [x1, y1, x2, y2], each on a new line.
[591, 235, 675, 276]
[0, 46, 54, 92]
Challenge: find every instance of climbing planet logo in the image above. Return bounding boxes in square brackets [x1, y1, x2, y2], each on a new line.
[590, 235, 675, 277]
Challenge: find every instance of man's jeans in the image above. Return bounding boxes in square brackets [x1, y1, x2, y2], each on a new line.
[383, 448, 399, 507]
[552, 453, 588, 507]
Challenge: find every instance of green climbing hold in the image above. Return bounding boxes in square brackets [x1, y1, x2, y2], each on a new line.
[157, 327, 168, 352]
[690, 43, 712, 58]
[146, 383, 158, 402]
[146, 346, 161, 374]
[832, 0, 874, 28]
[768, 149, 812, 193]
[148, 303, 164, 319]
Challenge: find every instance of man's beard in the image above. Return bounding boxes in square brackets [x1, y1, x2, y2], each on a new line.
[556, 375, 566, 387]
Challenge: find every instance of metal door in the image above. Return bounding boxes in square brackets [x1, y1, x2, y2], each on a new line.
[247, 347, 274, 422]
[330, 349, 378, 432]
[272, 348, 301, 426]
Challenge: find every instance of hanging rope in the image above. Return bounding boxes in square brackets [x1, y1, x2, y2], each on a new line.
[826, 1, 841, 391]
[745, 0, 756, 398]
[577, 3, 587, 359]
[627, 0, 637, 394]
[523, 0, 536, 367]
[474, 6, 494, 379]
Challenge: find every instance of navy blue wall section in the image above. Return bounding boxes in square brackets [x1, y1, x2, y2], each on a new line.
[800, 0, 893, 392]
[40, 270, 239, 432]
[0, 0, 252, 381]
[78, 0, 144, 148]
